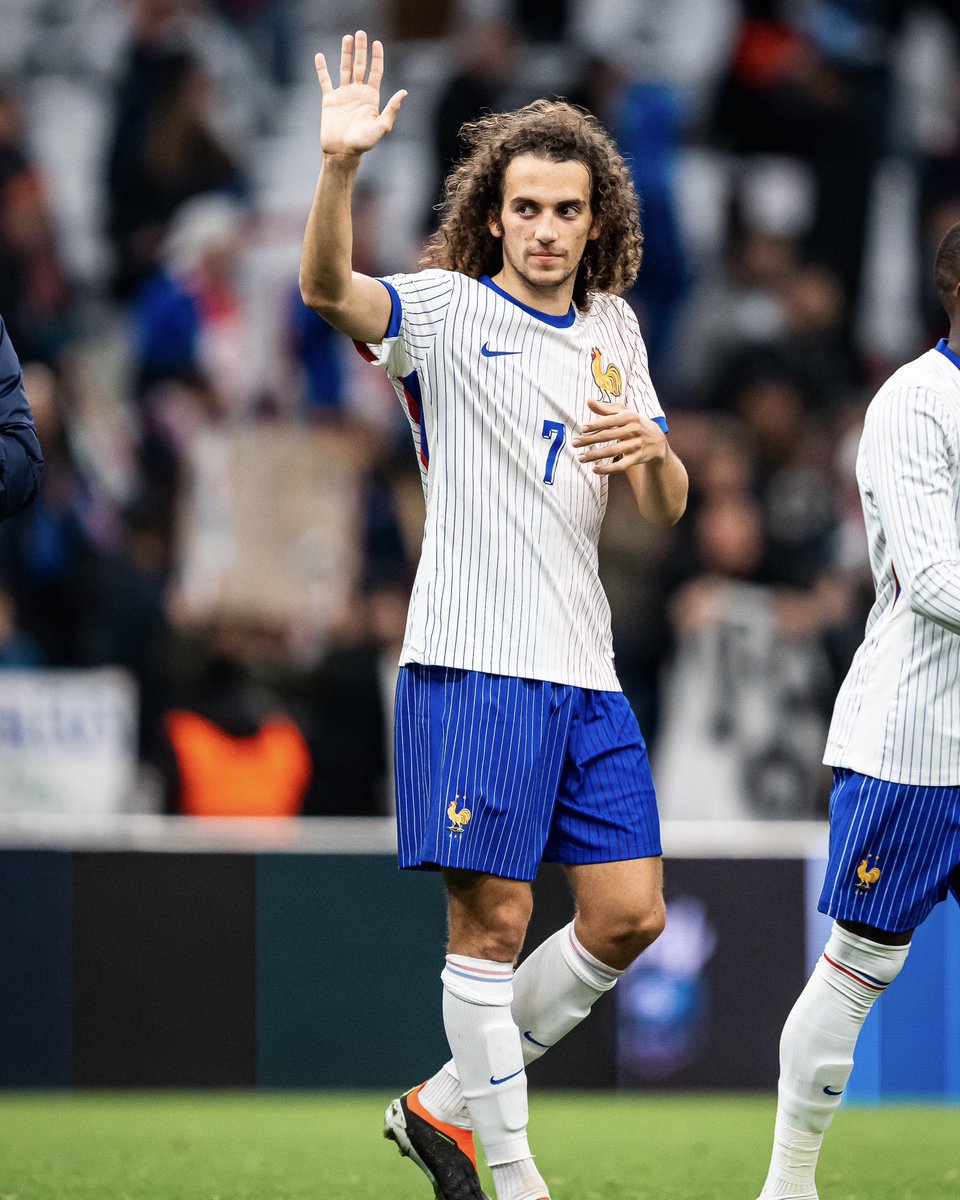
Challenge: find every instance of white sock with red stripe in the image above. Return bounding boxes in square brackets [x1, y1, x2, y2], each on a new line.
[513, 920, 623, 1059]
[440, 954, 549, 1199]
[758, 923, 910, 1199]
[421, 922, 622, 1128]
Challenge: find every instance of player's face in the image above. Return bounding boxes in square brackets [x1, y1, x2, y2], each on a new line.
[489, 155, 599, 308]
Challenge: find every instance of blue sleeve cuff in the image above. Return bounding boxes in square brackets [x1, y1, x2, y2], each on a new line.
[652, 416, 669, 434]
[377, 279, 402, 340]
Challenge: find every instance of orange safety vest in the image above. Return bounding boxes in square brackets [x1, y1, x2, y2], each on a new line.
[165, 710, 312, 817]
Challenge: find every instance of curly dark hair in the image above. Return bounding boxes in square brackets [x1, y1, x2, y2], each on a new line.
[934, 220, 960, 298]
[425, 100, 643, 312]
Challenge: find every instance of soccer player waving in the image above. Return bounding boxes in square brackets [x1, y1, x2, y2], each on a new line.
[756, 228, 960, 1199]
[301, 32, 688, 1200]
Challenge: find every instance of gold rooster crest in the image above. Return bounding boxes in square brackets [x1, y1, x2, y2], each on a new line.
[855, 855, 881, 891]
[448, 797, 472, 834]
[591, 347, 623, 399]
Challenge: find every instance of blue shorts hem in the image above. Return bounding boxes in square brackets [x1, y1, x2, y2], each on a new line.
[541, 839, 663, 866]
[816, 896, 931, 935]
[399, 851, 538, 882]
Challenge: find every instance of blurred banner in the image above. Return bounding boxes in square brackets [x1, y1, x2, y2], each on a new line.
[655, 583, 829, 820]
[173, 425, 367, 632]
[0, 669, 137, 812]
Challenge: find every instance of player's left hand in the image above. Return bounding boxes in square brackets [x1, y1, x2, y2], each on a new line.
[573, 399, 667, 474]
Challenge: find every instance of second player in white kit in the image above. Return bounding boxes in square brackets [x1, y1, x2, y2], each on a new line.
[756, 226, 960, 1200]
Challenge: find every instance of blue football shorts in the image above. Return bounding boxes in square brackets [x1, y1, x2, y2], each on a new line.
[819, 767, 960, 933]
[394, 665, 662, 881]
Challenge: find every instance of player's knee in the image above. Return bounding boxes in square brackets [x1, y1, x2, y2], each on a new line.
[621, 900, 666, 958]
[449, 892, 532, 961]
[478, 898, 531, 959]
[582, 900, 665, 967]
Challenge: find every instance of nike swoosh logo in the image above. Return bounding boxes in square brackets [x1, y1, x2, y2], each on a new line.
[523, 1030, 551, 1049]
[490, 1068, 524, 1086]
[481, 343, 521, 358]
[823, 1086, 844, 1096]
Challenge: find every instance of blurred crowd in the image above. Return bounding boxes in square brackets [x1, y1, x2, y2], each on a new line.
[1, 0, 959, 819]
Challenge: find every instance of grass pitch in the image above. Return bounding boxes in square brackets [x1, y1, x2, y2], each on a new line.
[0, 1092, 956, 1200]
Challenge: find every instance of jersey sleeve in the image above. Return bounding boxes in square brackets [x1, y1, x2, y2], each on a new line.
[619, 300, 668, 433]
[353, 269, 455, 378]
[866, 384, 960, 634]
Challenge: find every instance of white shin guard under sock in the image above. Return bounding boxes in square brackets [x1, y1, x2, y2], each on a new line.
[440, 954, 530, 1168]
[422, 924, 622, 1130]
[760, 923, 910, 1198]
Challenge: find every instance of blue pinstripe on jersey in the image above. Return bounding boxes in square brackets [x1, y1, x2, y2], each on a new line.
[819, 767, 960, 933]
[394, 665, 661, 881]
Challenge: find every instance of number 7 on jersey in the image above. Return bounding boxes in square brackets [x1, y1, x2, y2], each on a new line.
[541, 420, 566, 485]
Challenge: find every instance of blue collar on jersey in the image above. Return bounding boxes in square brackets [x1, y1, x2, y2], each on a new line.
[479, 275, 576, 328]
[935, 337, 960, 373]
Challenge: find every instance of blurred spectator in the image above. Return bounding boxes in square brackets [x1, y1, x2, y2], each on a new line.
[213, 0, 295, 90]
[709, 6, 894, 330]
[388, 0, 456, 40]
[81, 498, 174, 760]
[159, 620, 312, 816]
[513, 0, 569, 44]
[618, 81, 689, 374]
[0, 316, 44, 521]
[0, 586, 44, 667]
[598, 475, 676, 745]
[0, 85, 72, 363]
[286, 295, 348, 415]
[294, 579, 409, 816]
[133, 194, 257, 413]
[655, 483, 839, 821]
[106, 42, 250, 299]
[716, 366, 839, 586]
[425, 21, 521, 231]
[0, 362, 104, 664]
[778, 262, 853, 406]
[570, 0, 738, 121]
[564, 54, 624, 132]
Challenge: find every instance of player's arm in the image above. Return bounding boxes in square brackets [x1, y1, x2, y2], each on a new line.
[573, 399, 688, 526]
[299, 31, 407, 344]
[868, 386, 960, 634]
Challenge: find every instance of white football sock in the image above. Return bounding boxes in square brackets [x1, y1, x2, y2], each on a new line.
[491, 1155, 550, 1200]
[421, 922, 622, 1129]
[440, 954, 531, 1168]
[513, 921, 623, 1062]
[419, 1063, 470, 1128]
[759, 923, 910, 1199]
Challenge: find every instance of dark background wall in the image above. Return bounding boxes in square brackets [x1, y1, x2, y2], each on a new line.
[0, 848, 955, 1096]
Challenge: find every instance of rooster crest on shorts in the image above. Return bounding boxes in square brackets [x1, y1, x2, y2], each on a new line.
[447, 797, 472, 834]
[854, 854, 881, 891]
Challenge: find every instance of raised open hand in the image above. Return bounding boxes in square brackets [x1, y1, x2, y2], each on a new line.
[316, 31, 407, 158]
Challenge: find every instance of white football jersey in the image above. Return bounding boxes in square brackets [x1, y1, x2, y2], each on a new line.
[824, 341, 960, 784]
[356, 269, 667, 691]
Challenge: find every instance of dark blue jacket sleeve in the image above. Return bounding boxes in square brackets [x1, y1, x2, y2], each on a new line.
[0, 316, 44, 519]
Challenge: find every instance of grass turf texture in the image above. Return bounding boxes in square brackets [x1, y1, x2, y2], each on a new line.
[0, 1092, 956, 1200]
